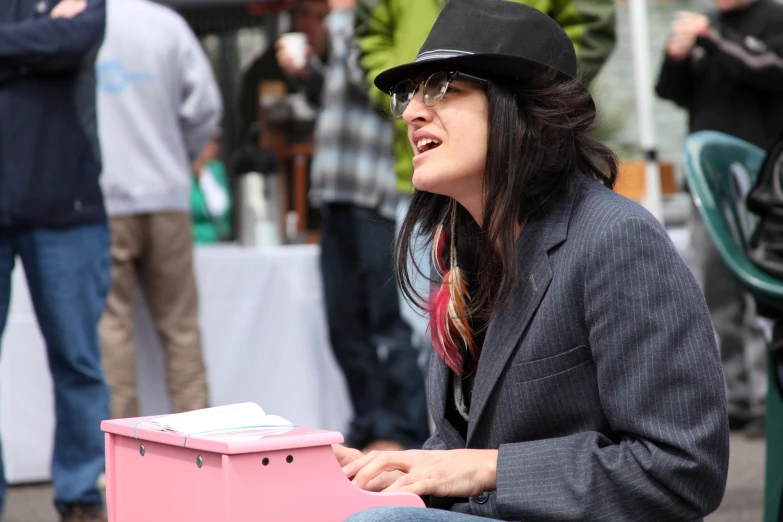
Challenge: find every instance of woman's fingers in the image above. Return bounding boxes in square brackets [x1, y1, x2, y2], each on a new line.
[382, 465, 441, 496]
[364, 470, 405, 492]
[382, 468, 417, 492]
[345, 449, 494, 499]
[332, 444, 363, 468]
[341, 450, 379, 478]
[389, 477, 438, 497]
[349, 452, 389, 486]
[351, 451, 414, 490]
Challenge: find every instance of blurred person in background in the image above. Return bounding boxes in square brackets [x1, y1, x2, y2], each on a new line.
[96, 0, 222, 420]
[0, 0, 110, 520]
[191, 127, 233, 244]
[239, 0, 329, 143]
[279, 0, 429, 452]
[655, 0, 783, 438]
[355, 0, 617, 366]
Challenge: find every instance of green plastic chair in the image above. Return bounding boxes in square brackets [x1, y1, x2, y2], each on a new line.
[683, 131, 783, 308]
[682, 130, 783, 522]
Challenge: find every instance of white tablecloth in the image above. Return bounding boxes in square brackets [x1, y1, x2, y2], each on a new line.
[0, 244, 352, 484]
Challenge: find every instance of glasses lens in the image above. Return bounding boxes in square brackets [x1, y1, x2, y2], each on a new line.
[424, 72, 450, 107]
[390, 80, 416, 116]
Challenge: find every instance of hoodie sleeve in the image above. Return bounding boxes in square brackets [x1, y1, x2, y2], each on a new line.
[0, 0, 105, 71]
[177, 18, 223, 162]
[550, 0, 617, 85]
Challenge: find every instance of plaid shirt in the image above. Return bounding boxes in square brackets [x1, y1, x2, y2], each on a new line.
[309, 9, 399, 219]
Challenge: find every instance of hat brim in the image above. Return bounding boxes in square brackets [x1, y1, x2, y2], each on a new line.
[374, 53, 589, 101]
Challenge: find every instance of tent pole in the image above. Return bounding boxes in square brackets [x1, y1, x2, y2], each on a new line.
[628, 0, 663, 223]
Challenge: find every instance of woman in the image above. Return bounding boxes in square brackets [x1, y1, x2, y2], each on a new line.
[334, 0, 730, 521]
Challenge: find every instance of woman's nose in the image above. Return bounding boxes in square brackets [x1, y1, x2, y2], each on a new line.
[402, 90, 433, 125]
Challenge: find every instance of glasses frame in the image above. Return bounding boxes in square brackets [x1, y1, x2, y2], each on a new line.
[389, 70, 488, 118]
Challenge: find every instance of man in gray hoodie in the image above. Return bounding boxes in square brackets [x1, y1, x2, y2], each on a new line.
[96, 0, 222, 420]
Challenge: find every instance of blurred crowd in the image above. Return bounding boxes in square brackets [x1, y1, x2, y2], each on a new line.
[0, 0, 781, 520]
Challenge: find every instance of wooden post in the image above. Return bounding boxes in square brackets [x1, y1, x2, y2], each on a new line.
[614, 161, 678, 201]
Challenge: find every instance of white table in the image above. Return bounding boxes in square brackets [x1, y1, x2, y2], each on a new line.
[0, 244, 352, 484]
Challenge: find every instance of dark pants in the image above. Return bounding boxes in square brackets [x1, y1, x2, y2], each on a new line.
[0, 223, 111, 514]
[320, 204, 429, 449]
[691, 208, 767, 420]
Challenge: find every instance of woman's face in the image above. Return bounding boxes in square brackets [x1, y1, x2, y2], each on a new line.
[403, 75, 489, 212]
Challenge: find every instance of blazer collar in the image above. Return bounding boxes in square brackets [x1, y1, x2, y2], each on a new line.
[466, 176, 584, 444]
[428, 176, 585, 447]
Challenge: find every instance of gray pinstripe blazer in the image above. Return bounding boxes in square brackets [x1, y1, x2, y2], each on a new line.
[424, 175, 730, 521]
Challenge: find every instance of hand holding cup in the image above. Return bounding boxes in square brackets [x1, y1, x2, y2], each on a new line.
[276, 33, 311, 79]
[666, 11, 709, 60]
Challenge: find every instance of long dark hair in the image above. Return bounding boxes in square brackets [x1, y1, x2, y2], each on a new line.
[394, 67, 618, 336]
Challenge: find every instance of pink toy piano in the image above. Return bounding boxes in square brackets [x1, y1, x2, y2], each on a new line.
[101, 417, 424, 522]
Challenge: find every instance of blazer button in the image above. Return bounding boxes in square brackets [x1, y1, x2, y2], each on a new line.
[474, 491, 489, 504]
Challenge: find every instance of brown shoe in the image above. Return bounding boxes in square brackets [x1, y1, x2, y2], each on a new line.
[60, 504, 107, 522]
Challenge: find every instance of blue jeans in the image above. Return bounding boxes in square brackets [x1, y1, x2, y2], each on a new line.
[320, 204, 429, 450]
[395, 196, 432, 370]
[347, 507, 495, 522]
[0, 224, 111, 514]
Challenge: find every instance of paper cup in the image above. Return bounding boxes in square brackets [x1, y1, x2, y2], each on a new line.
[280, 32, 307, 69]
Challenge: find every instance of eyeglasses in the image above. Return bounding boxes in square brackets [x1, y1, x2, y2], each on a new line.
[389, 70, 488, 117]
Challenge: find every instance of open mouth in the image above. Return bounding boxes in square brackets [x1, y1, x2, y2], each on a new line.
[416, 138, 442, 154]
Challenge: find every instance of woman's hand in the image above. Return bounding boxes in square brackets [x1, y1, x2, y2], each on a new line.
[332, 444, 407, 491]
[332, 444, 363, 468]
[343, 449, 499, 498]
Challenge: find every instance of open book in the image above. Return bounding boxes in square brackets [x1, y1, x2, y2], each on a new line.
[137, 403, 293, 436]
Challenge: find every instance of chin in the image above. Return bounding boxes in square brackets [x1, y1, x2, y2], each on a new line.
[411, 169, 442, 195]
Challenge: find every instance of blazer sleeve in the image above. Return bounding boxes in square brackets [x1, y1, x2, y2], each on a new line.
[421, 429, 448, 508]
[0, 65, 20, 84]
[493, 214, 729, 521]
[422, 430, 447, 451]
[0, 0, 105, 71]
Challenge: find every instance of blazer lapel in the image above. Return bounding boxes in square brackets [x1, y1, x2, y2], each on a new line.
[465, 179, 582, 445]
[427, 352, 466, 448]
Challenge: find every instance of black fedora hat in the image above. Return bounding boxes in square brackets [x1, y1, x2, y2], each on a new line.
[374, 0, 580, 93]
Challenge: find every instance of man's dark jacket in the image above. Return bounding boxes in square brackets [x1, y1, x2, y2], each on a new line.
[655, 0, 783, 151]
[0, 0, 106, 227]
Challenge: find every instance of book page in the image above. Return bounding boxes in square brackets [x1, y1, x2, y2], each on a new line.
[138, 403, 292, 436]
